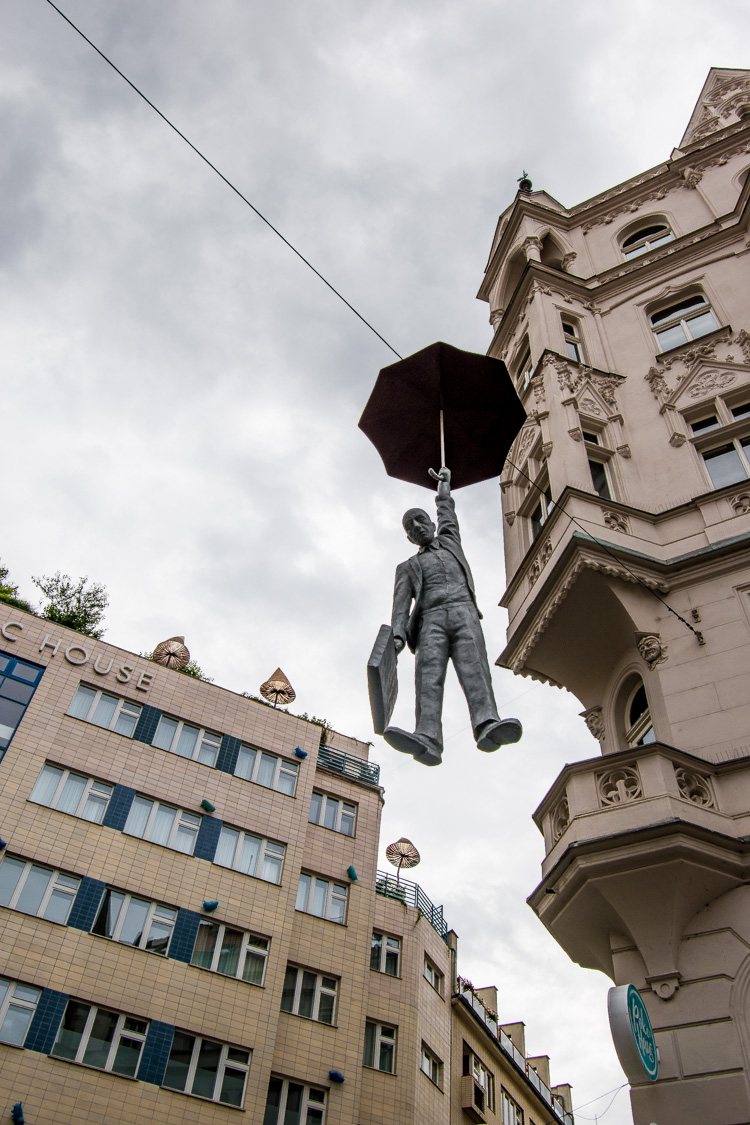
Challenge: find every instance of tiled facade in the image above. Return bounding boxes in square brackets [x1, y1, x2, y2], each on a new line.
[479, 68, 750, 1124]
[0, 604, 573, 1124]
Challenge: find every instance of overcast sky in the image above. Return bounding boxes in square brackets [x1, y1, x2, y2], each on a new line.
[3, 2, 749, 1120]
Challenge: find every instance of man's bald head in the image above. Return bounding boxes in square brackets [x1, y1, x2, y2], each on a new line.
[402, 508, 435, 546]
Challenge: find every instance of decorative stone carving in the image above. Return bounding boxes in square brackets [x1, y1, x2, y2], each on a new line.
[636, 631, 668, 670]
[687, 369, 737, 397]
[675, 766, 715, 809]
[603, 511, 628, 533]
[669, 432, 687, 448]
[648, 974, 681, 1001]
[597, 765, 642, 806]
[504, 510, 516, 525]
[580, 705, 605, 742]
[541, 442, 553, 458]
[616, 444, 632, 459]
[736, 328, 750, 363]
[561, 252, 577, 271]
[531, 376, 546, 404]
[569, 428, 583, 442]
[523, 235, 543, 260]
[731, 493, 750, 515]
[489, 308, 504, 327]
[645, 366, 671, 398]
[550, 795, 570, 843]
[680, 167, 703, 189]
[581, 185, 669, 232]
[528, 539, 553, 588]
[579, 397, 603, 417]
[516, 425, 538, 461]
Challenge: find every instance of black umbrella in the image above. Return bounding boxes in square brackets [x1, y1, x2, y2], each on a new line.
[358, 341, 526, 490]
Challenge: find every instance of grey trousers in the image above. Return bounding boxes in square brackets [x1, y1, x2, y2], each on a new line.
[414, 601, 500, 749]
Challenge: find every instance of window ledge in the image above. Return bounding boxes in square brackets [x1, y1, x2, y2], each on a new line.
[362, 1065, 397, 1077]
[48, 1055, 138, 1081]
[279, 1010, 337, 1029]
[294, 909, 347, 927]
[186, 961, 266, 988]
[370, 970, 403, 980]
[420, 1071, 444, 1092]
[307, 820, 356, 839]
[161, 1084, 245, 1110]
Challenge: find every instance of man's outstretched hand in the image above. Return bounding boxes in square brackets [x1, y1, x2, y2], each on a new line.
[394, 636, 405, 654]
[428, 466, 451, 484]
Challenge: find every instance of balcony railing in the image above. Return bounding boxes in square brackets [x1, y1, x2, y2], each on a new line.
[456, 980, 574, 1125]
[317, 744, 380, 786]
[375, 870, 448, 939]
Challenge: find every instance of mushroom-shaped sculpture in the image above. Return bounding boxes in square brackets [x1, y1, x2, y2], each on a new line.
[385, 837, 421, 884]
[260, 667, 296, 707]
[152, 636, 190, 670]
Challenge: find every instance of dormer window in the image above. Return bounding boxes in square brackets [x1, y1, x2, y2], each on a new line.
[621, 223, 674, 259]
[650, 293, 718, 352]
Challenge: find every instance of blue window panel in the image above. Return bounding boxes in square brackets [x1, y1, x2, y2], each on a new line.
[132, 705, 162, 745]
[137, 1020, 175, 1086]
[216, 734, 242, 776]
[170, 908, 202, 963]
[24, 987, 68, 1054]
[101, 784, 136, 831]
[67, 877, 106, 932]
[194, 816, 223, 862]
[0, 651, 44, 757]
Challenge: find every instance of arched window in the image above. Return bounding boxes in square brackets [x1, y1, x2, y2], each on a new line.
[621, 223, 673, 259]
[540, 233, 565, 270]
[625, 682, 656, 747]
[650, 292, 718, 352]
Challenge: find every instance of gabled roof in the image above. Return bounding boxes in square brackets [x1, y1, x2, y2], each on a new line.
[680, 67, 750, 148]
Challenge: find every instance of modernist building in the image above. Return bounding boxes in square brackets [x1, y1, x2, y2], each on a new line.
[479, 68, 750, 1124]
[0, 601, 573, 1125]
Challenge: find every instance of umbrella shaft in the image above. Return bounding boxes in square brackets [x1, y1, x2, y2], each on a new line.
[439, 409, 445, 470]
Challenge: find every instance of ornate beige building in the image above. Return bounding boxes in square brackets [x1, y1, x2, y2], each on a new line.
[479, 68, 750, 1124]
[0, 602, 573, 1124]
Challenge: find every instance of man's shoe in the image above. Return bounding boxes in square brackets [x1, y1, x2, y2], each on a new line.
[476, 718, 523, 752]
[383, 727, 443, 766]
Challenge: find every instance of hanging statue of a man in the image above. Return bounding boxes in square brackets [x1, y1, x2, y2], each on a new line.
[381, 466, 522, 766]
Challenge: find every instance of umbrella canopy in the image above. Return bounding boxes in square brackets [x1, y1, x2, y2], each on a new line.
[358, 341, 526, 490]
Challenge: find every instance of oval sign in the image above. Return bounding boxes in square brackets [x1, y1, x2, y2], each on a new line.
[607, 984, 659, 1082]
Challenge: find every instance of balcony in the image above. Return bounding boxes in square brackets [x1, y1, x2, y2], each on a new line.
[317, 744, 380, 786]
[375, 870, 448, 938]
[455, 981, 574, 1125]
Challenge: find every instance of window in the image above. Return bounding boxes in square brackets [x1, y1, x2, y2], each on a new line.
[514, 340, 533, 391]
[51, 1001, 148, 1078]
[501, 1087, 525, 1125]
[67, 685, 142, 738]
[163, 1032, 250, 1106]
[625, 683, 655, 747]
[0, 855, 80, 924]
[363, 1020, 396, 1073]
[296, 873, 347, 924]
[702, 437, 750, 488]
[423, 956, 443, 994]
[0, 978, 41, 1046]
[370, 931, 400, 976]
[309, 791, 356, 836]
[281, 966, 338, 1024]
[421, 1043, 442, 1087]
[690, 413, 720, 434]
[191, 920, 268, 985]
[621, 223, 673, 259]
[30, 764, 113, 825]
[562, 319, 583, 363]
[263, 1077, 326, 1124]
[124, 796, 201, 855]
[0, 653, 43, 752]
[732, 401, 750, 421]
[582, 430, 600, 444]
[92, 888, 177, 954]
[214, 827, 285, 884]
[530, 481, 552, 540]
[152, 716, 221, 767]
[651, 294, 718, 351]
[234, 744, 298, 796]
[464, 1046, 495, 1113]
[588, 458, 612, 500]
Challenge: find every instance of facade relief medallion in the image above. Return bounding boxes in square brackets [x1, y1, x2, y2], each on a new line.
[616, 444, 632, 459]
[687, 369, 737, 397]
[597, 765, 643, 806]
[550, 795, 570, 843]
[603, 511, 628, 533]
[731, 493, 750, 516]
[674, 766, 715, 809]
[636, 631, 668, 670]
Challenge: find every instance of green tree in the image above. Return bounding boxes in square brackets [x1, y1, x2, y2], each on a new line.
[32, 573, 108, 639]
[0, 560, 35, 614]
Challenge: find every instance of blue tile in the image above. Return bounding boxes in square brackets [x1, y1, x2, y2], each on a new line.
[137, 1020, 175, 1086]
[216, 734, 242, 775]
[170, 909, 202, 964]
[25, 988, 68, 1054]
[101, 784, 135, 831]
[133, 705, 162, 745]
[68, 877, 106, 932]
[194, 816, 222, 862]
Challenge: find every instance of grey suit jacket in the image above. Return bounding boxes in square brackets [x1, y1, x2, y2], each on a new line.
[391, 495, 481, 654]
